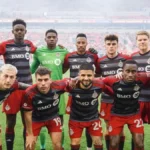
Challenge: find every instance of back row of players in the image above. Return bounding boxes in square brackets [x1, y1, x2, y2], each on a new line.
[0, 18, 149, 150]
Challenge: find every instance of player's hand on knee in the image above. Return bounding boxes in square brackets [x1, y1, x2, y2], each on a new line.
[26, 135, 36, 150]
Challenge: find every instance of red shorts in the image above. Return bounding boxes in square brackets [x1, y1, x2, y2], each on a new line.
[2, 90, 25, 114]
[69, 119, 103, 138]
[139, 101, 150, 124]
[32, 117, 62, 136]
[100, 102, 112, 120]
[66, 95, 72, 114]
[108, 114, 144, 135]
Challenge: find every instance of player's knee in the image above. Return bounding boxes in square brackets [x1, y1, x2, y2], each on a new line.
[52, 141, 62, 149]
[110, 137, 119, 148]
[71, 138, 80, 145]
[92, 137, 102, 145]
[134, 138, 144, 148]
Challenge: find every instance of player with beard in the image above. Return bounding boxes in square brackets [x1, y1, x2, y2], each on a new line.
[96, 34, 130, 150]
[0, 64, 30, 150]
[131, 31, 150, 150]
[0, 19, 36, 150]
[101, 59, 150, 150]
[63, 33, 99, 150]
[68, 64, 113, 150]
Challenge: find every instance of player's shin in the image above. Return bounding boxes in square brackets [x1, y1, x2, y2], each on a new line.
[39, 127, 46, 150]
[5, 128, 15, 150]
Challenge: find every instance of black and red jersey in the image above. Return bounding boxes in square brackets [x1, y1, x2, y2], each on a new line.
[70, 80, 113, 122]
[102, 73, 150, 116]
[131, 51, 150, 102]
[22, 79, 68, 122]
[63, 51, 98, 78]
[96, 53, 130, 103]
[0, 39, 36, 84]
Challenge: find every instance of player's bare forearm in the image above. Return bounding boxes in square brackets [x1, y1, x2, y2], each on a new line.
[18, 82, 30, 89]
[24, 111, 33, 135]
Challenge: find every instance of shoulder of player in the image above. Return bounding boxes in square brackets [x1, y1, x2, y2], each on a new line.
[56, 46, 69, 53]
[97, 55, 107, 63]
[118, 53, 131, 59]
[130, 51, 140, 57]
[86, 51, 98, 57]
[0, 39, 14, 45]
[25, 84, 37, 96]
[65, 51, 77, 57]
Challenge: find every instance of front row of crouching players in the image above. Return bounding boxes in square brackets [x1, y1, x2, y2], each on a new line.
[23, 59, 149, 150]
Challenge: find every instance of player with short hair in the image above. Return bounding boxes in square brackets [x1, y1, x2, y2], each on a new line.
[30, 29, 68, 149]
[96, 34, 130, 150]
[63, 33, 99, 150]
[102, 59, 149, 150]
[23, 66, 71, 150]
[131, 30, 150, 149]
[0, 19, 36, 150]
[68, 64, 113, 150]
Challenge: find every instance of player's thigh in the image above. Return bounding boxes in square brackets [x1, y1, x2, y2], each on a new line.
[110, 135, 120, 147]
[50, 132, 62, 144]
[132, 133, 144, 147]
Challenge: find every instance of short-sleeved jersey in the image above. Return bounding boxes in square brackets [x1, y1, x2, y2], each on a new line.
[70, 80, 113, 122]
[63, 51, 98, 78]
[131, 51, 150, 102]
[0, 39, 36, 84]
[22, 79, 69, 122]
[0, 81, 19, 104]
[96, 53, 130, 103]
[103, 74, 150, 116]
[30, 46, 68, 80]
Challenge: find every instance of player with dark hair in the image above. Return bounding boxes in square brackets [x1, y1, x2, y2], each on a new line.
[0, 19, 36, 150]
[68, 64, 113, 150]
[63, 33, 99, 150]
[101, 59, 150, 150]
[23, 66, 71, 150]
[30, 29, 68, 149]
[96, 34, 130, 150]
[131, 30, 150, 150]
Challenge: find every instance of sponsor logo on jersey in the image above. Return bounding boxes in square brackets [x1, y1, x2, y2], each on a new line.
[72, 65, 80, 69]
[103, 70, 116, 76]
[91, 99, 97, 105]
[133, 91, 140, 99]
[145, 65, 150, 72]
[117, 94, 131, 98]
[53, 99, 59, 106]
[54, 59, 61, 66]
[11, 52, 29, 60]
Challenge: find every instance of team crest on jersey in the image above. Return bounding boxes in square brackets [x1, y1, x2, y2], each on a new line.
[147, 58, 150, 64]
[23, 103, 27, 107]
[53, 93, 59, 99]
[86, 57, 92, 63]
[92, 91, 98, 98]
[70, 128, 74, 135]
[25, 46, 30, 51]
[118, 61, 123, 67]
[108, 125, 112, 132]
[56, 52, 60, 57]
[54, 59, 61, 66]
[76, 94, 80, 98]
[133, 91, 140, 99]
[100, 110, 105, 116]
[134, 84, 140, 91]
[5, 104, 10, 111]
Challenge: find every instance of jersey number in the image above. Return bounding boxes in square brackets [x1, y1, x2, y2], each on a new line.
[53, 117, 61, 126]
[134, 119, 143, 128]
[92, 121, 101, 130]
